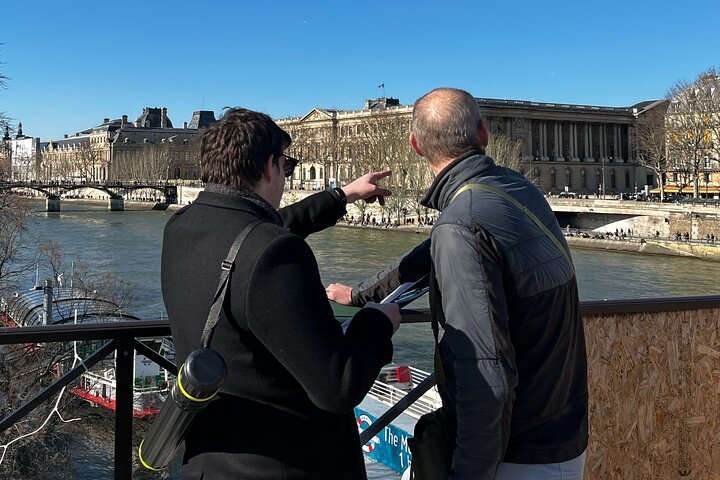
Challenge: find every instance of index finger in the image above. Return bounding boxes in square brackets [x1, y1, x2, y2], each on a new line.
[368, 170, 392, 182]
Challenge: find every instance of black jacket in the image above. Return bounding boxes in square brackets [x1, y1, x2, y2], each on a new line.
[352, 152, 588, 479]
[162, 187, 394, 479]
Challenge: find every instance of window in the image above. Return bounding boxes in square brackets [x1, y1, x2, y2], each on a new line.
[550, 168, 556, 188]
[565, 169, 571, 188]
[625, 171, 630, 188]
[581, 170, 587, 188]
[611, 170, 616, 189]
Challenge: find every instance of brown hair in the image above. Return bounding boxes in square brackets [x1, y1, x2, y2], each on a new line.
[200, 108, 291, 189]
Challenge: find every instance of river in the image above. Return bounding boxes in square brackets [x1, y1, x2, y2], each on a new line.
[16, 201, 720, 478]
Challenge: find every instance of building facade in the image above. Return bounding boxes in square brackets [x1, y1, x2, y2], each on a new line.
[37, 107, 216, 183]
[1, 123, 41, 181]
[277, 96, 664, 197]
[663, 73, 720, 198]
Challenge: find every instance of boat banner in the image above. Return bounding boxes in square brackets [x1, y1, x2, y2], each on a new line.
[354, 407, 412, 473]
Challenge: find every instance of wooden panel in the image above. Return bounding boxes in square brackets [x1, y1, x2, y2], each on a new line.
[585, 308, 720, 479]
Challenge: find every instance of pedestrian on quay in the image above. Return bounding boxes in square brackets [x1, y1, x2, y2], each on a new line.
[162, 107, 401, 480]
[327, 88, 588, 479]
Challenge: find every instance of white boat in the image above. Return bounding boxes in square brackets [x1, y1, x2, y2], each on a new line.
[354, 364, 442, 474]
[0, 281, 173, 418]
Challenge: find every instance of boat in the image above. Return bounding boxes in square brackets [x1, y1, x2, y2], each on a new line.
[354, 364, 441, 474]
[348, 277, 437, 474]
[0, 280, 173, 418]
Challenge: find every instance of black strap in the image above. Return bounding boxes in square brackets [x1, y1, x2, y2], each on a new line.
[200, 220, 262, 348]
[450, 183, 574, 272]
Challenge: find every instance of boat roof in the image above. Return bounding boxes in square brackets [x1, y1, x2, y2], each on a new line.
[3, 287, 140, 327]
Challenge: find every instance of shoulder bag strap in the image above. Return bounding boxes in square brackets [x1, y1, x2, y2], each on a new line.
[200, 219, 263, 348]
[450, 183, 574, 272]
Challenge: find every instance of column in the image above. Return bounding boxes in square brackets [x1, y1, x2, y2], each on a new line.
[571, 123, 579, 160]
[109, 197, 124, 211]
[46, 196, 60, 212]
[554, 122, 562, 161]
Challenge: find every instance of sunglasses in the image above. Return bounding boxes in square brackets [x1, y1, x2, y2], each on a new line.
[282, 155, 300, 178]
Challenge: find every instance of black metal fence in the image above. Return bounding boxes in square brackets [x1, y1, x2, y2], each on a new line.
[0, 320, 174, 479]
[3, 297, 720, 478]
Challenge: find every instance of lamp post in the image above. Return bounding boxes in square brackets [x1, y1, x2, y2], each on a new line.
[601, 156, 605, 199]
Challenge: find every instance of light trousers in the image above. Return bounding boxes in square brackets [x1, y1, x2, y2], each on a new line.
[401, 449, 586, 480]
[496, 449, 587, 480]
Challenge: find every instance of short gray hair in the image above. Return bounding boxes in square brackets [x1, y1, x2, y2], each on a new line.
[411, 88, 484, 162]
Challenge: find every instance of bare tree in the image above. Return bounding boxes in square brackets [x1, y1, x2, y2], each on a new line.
[0, 191, 34, 291]
[0, 240, 137, 479]
[0, 42, 9, 132]
[73, 143, 101, 182]
[634, 102, 671, 201]
[487, 133, 523, 172]
[667, 69, 720, 197]
[111, 143, 171, 183]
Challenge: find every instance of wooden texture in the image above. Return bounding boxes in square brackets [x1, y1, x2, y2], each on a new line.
[585, 308, 720, 479]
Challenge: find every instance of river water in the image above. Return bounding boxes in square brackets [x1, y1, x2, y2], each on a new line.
[17, 201, 720, 479]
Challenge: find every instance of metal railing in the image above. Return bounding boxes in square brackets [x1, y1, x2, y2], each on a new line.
[4, 296, 720, 477]
[0, 320, 174, 480]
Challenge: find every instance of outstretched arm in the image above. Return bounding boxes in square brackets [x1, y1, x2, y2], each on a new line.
[327, 238, 432, 306]
[280, 170, 393, 238]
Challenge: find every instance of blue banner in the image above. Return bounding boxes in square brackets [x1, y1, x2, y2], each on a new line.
[354, 407, 413, 473]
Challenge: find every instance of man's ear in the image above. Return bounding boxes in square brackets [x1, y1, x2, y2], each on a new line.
[478, 120, 489, 148]
[410, 131, 424, 157]
[262, 154, 276, 181]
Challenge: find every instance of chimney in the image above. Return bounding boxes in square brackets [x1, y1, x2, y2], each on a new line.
[43, 279, 53, 326]
[135, 120, 141, 128]
[103, 117, 110, 124]
[183, 122, 188, 129]
[64, 134, 68, 139]
[161, 107, 168, 128]
[122, 115, 128, 125]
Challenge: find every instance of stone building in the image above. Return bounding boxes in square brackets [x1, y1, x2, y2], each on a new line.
[39, 107, 217, 183]
[2, 123, 41, 181]
[277, 96, 664, 197]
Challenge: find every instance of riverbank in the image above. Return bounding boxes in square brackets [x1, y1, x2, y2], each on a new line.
[566, 235, 720, 262]
[339, 221, 720, 263]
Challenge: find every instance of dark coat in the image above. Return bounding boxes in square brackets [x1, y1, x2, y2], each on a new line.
[352, 152, 588, 479]
[162, 187, 394, 479]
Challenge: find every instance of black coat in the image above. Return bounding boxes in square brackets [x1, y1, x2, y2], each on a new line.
[162, 188, 394, 479]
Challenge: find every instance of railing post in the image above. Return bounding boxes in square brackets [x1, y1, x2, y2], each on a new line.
[115, 337, 134, 479]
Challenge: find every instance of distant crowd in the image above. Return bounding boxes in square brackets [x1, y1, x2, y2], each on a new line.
[342, 213, 435, 229]
[563, 226, 719, 245]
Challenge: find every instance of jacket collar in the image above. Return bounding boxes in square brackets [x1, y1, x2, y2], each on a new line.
[195, 183, 283, 225]
[421, 150, 496, 211]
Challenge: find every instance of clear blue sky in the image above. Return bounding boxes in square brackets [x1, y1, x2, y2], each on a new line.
[1, 0, 718, 141]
